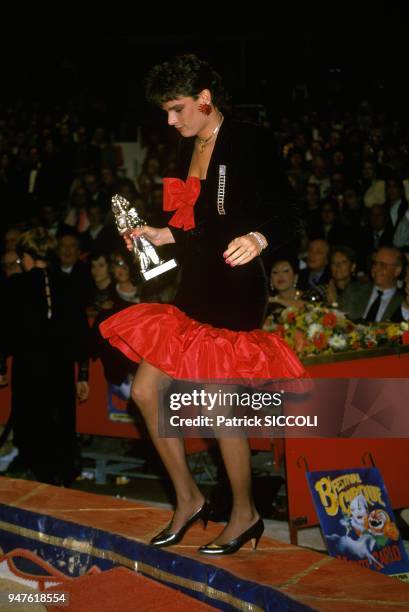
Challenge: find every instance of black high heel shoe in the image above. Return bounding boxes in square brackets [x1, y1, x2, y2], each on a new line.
[150, 501, 210, 548]
[198, 517, 264, 555]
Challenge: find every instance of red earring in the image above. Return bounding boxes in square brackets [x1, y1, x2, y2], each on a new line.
[198, 103, 212, 116]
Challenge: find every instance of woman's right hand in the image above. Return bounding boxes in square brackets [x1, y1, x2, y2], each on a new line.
[124, 226, 175, 250]
[326, 279, 338, 306]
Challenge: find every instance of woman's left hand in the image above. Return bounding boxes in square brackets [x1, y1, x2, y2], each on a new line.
[76, 381, 90, 403]
[223, 234, 260, 266]
[0, 374, 8, 387]
[326, 279, 338, 306]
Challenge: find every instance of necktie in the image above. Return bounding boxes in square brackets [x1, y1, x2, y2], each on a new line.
[397, 200, 407, 226]
[310, 273, 320, 287]
[365, 290, 383, 322]
[374, 231, 380, 249]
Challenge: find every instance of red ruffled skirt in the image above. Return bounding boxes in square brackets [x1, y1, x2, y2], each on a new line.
[99, 303, 306, 383]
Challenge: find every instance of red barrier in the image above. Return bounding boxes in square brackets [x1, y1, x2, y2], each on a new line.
[285, 350, 409, 543]
[0, 358, 212, 455]
[1, 351, 409, 533]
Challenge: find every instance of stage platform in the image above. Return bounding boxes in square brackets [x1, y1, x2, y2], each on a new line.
[0, 477, 408, 611]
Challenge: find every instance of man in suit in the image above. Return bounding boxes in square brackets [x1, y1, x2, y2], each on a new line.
[79, 204, 113, 255]
[386, 177, 409, 249]
[358, 204, 394, 273]
[55, 231, 93, 308]
[297, 239, 331, 291]
[341, 246, 403, 322]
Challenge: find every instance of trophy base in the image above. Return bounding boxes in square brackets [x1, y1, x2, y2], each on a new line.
[142, 258, 178, 281]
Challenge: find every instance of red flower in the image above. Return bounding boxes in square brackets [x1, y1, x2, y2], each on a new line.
[322, 312, 337, 328]
[313, 332, 328, 349]
[286, 311, 296, 324]
[402, 331, 409, 346]
[275, 324, 285, 337]
[367, 341, 375, 348]
[294, 329, 306, 353]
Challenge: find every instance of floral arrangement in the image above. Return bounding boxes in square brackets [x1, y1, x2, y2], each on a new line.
[263, 304, 409, 358]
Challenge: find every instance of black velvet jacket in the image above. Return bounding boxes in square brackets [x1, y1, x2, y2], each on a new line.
[168, 118, 300, 256]
[163, 119, 300, 331]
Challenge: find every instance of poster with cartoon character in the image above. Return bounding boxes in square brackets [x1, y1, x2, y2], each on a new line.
[306, 468, 409, 582]
[107, 374, 134, 422]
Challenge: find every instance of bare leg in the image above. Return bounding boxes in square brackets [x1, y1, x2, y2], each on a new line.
[211, 437, 259, 544]
[132, 360, 205, 532]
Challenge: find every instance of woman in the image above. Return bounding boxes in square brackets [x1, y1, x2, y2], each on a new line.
[88, 251, 116, 316]
[0, 228, 89, 485]
[266, 258, 304, 322]
[90, 252, 139, 407]
[360, 160, 386, 208]
[101, 54, 304, 555]
[110, 250, 140, 304]
[308, 198, 349, 246]
[326, 246, 360, 312]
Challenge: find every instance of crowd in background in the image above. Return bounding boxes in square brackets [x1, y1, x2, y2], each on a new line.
[2, 97, 409, 323]
[2, 93, 409, 484]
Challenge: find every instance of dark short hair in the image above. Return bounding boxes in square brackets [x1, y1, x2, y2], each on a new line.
[17, 227, 57, 262]
[89, 250, 110, 264]
[376, 245, 404, 268]
[58, 227, 79, 239]
[330, 245, 357, 264]
[145, 54, 228, 108]
[270, 257, 299, 275]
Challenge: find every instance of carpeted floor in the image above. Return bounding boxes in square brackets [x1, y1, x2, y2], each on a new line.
[45, 567, 215, 612]
[0, 579, 46, 612]
[0, 569, 216, 612]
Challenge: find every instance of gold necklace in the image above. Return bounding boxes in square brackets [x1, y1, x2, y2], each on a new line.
[196, 114, 224, 153]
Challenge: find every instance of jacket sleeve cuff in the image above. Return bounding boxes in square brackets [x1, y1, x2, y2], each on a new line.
[77, 359, 89, 382]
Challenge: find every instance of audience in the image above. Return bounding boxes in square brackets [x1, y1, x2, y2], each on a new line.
[3, 75, 409, 489]
[1, 250, 23, 279]
[326, 246, 359, 307]
[341, 246, 404, 322]
[297, 239, 331, 295]
[391, 266, 409, 322]
[266, 258, 304, 322]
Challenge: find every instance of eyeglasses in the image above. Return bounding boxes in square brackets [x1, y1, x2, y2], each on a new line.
[371, 260, 399, 269]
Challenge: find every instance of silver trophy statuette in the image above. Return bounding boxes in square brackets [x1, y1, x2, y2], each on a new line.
[111, 194, 177, 281]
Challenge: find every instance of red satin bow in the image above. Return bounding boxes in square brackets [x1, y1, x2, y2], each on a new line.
[163, 177, 201, 230]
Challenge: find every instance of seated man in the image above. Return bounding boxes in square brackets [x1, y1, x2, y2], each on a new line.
[297, 239, 331, 299]
[340, 246, 403, 322]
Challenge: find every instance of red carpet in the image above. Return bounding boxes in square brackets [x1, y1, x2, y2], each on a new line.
[0, 477, 409, 610]
[45, 566, 214, 612]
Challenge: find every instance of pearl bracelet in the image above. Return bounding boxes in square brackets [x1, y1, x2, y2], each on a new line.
[248, 231, 268, 252]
